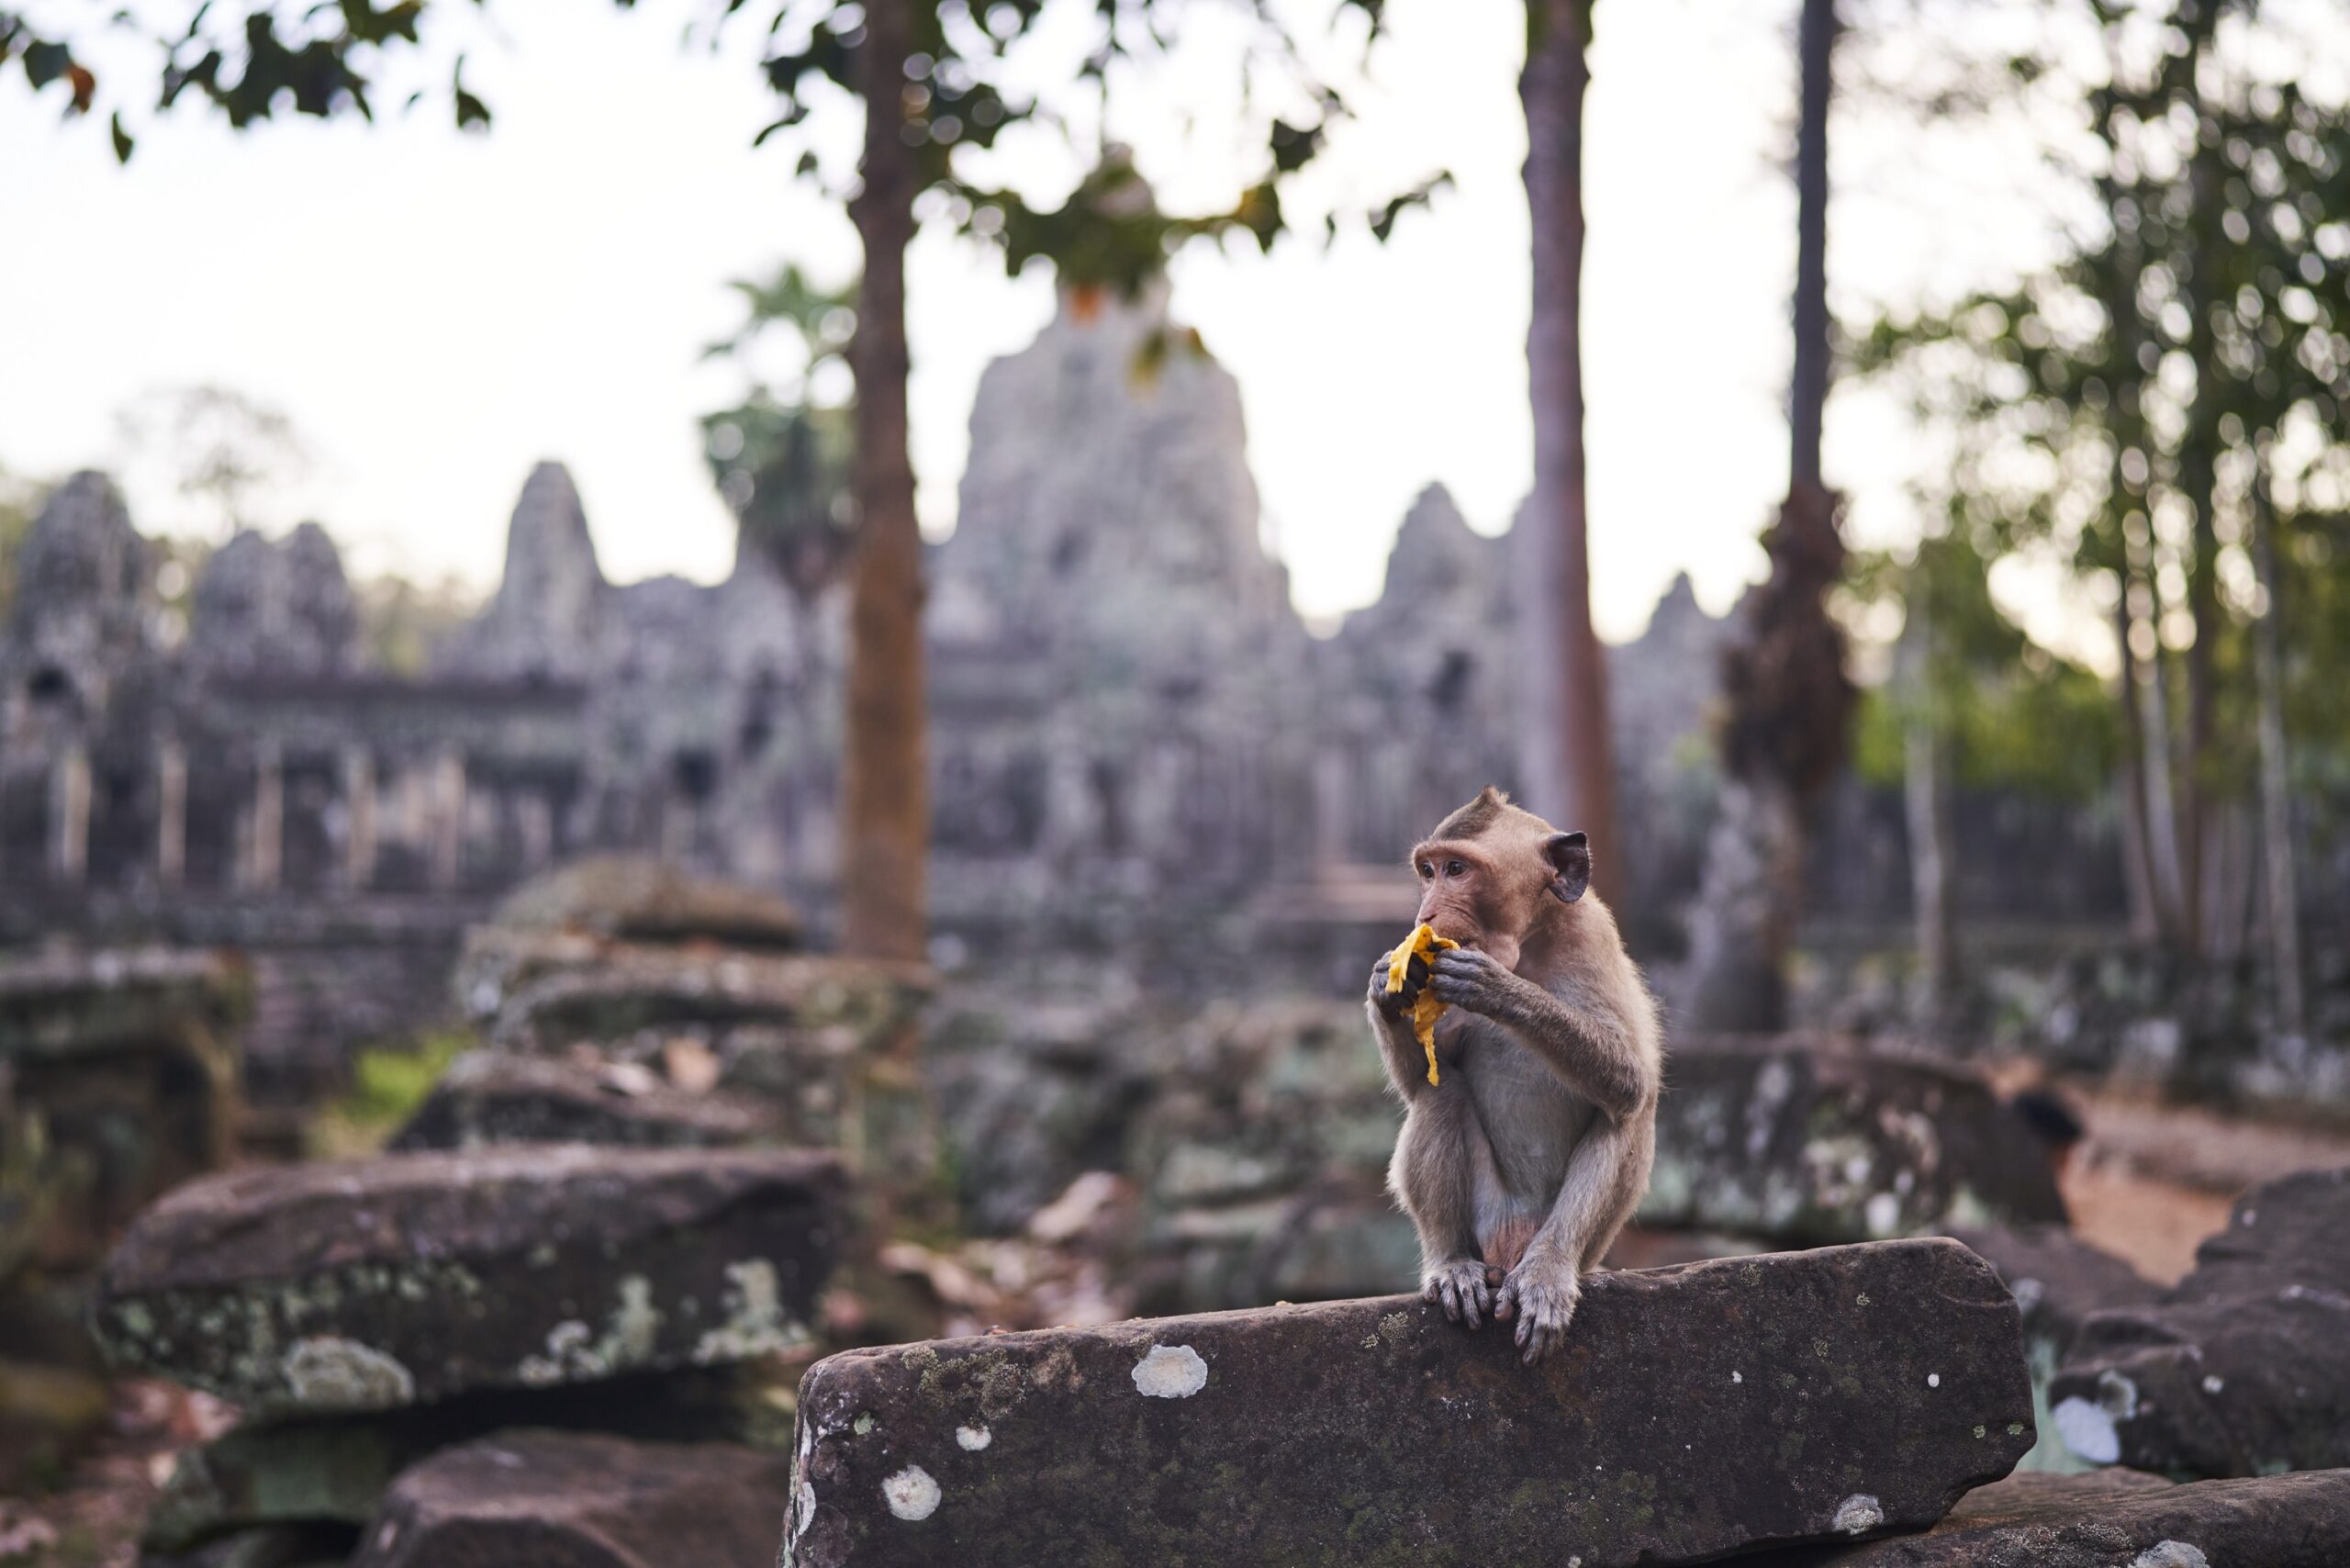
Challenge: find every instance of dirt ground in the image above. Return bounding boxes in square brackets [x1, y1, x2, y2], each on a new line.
[2053, 1079, 2350, 1283]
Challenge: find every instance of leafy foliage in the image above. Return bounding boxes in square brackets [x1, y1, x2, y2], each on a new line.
[1853, 0, 2350, 799]
[700, 263, 857, 600]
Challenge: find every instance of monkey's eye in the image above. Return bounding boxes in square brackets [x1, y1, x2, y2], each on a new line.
[1445, 859, 1466, 878]
[1416, 861, 1433, 879]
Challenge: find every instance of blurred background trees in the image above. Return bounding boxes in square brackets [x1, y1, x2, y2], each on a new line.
[1858, 0, 2350, 1039]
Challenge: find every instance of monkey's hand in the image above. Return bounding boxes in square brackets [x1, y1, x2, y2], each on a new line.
[1369, 952, 1429, 1022]
[1421, 1259, 1497, 1330]
[1427, 947, 1525, 1019]
[1492, 1256, 1580, 1365]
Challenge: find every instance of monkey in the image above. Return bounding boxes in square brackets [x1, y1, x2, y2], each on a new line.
[1367, 786, 1662, 1364]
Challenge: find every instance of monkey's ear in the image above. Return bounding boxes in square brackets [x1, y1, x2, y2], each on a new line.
[1543, 831, 1591, 903]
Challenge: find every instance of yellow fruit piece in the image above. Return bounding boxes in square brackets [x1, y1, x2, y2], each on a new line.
[1385, 923, 1460, 1085]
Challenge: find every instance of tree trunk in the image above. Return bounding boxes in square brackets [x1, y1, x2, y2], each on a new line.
[2250, 467, 2307, 1039]
[1790, 0, 1836, 490]
[840, 0, 928, 961]
[1520, 0, 1618, 900]
[1897, 600, 1957, 1025]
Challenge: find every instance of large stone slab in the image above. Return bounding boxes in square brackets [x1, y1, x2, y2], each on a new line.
[782, 1238, 2035, 1568]
[2050, 1165, 2350, 1476]
[92, 1146, 841, 1416]
[1642, 1038, 2067, 1243]
[351, 1429, 787, 1568]
[1741, 1467, 2350, 1565]
[389, 1053, 778, 1153]
[488, 855, 805, 951]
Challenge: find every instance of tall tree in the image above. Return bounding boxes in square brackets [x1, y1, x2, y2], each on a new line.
[1518, 0, 1619, 898]
[9, 1, 1436, 961]
[1683, 0, 1855, 1031]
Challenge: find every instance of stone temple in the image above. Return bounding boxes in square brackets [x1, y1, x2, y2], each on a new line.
[0, 284, 1723, 1094]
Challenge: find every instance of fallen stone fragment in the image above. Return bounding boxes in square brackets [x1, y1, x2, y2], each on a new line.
[2050, 1165, 2350, 1476]
[1948, 1226, 2163, 1353]
[487, 855, 805, 951]
[142, 1368, 791, 1553]
[389, 1052, 778, 1153]
[1739, 1466, 2350, 1565]
[1948, 1225, 2164, 1474]
[1642, 1038, 2067, 1244]
[351, 1429, 787, 1568]
[92, 1146, 841, 1416]
[141, 1520, 359, 1568]
[784, 1238, 2034, 1568]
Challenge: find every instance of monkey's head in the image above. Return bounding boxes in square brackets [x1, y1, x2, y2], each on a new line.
[1407, 786, 1591, 971]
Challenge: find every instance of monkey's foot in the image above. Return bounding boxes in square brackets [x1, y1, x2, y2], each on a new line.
[1494, 1261, 1580, 1364]
[1420, 1260, 1494, 1330]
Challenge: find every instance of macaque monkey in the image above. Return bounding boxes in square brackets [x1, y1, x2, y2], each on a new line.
[1369, 787, 1662, 1364]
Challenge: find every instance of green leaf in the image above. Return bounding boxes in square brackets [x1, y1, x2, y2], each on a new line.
[109, 108, 133, 162]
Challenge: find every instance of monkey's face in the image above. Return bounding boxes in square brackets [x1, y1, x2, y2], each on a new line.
[1409, 838, 1541, 970]
[1410, 792, 1594, 973]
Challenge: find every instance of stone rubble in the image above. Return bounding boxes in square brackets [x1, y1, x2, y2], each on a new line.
[2049, 1165, 2350, 1477]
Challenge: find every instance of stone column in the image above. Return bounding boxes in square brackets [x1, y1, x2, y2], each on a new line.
[157, 737, 187, 888]
[49, 744, 90, 883]
[341, 745, 377, 890]
[1312, 744, 1351, 868]
[429, 747, 465, 890]
[248, 741, 284, 892]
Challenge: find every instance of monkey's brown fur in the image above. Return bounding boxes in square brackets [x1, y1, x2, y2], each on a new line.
[1369, 785, 1663, 1363]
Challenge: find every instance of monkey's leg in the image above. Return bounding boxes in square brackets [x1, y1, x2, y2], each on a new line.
[1494, 1115, 1651, 1364]
[1388, 1088, 1499, 1329]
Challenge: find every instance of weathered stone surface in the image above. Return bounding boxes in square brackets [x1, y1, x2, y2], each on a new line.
[1950, 1225, 2163, 1474]
[1949, 1226, 2163, 1353]
[352, 1429, 788, 1568]
[783, 1238, 2035, 1568]
[143, 1368, 793, 1552]
[1742, 1466, 2350, 1565]
[93, 1146, 841, 1416]
[1641, 1038, 2067, 1244]
[0, 946, 246, 1271]
[2050, 1165, 2350, 1477]
[389, 1052, 777, 1153]
[486, 948, 923, 1058]
[487, 855, 803, 952]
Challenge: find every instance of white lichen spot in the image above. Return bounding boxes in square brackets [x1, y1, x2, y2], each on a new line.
[1832, 1495, 1884, 1536]
[853, 1412, 875, 1436]
[1131, 1343, 1209, 1399]
[881, 1465, 940, 1522]
[280, 1337, 416, 1410]
[1731, 1371, 1743, 1384]
[957, 1424, 991, 1451]
[1864, 1193, 1901, 1238]
[1973, 1425, 1987, 1439]
[2008, 1422, 2025, 1436]
[1927, 1373, 1940, 1388]
[2201, 1375, 2224, 1395]
[693, 1259, 807, 1363]
[2130, 1543, 2210, 1568]
[2053, 1396, 2121, 1464]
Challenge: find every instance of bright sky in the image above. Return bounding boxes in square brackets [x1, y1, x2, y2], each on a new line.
[2, 0, 2076, 644]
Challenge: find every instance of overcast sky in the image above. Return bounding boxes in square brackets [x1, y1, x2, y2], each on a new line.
[2, 0, 2078, 643]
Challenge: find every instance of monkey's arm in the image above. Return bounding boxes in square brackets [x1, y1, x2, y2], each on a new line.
[1427, 950, 1655, 1122]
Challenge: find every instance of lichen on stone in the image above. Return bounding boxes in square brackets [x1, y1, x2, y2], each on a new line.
[279, 1337, 416, 1410]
